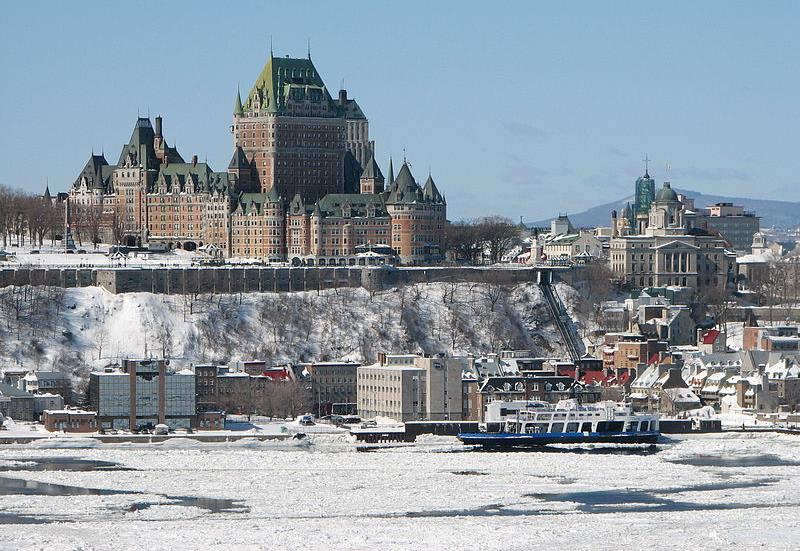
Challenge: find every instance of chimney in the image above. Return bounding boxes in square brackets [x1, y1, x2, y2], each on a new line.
[338, 89, 347, 106]
[191, 155, 198, 167]
[155, 115, 162, 138]
[377, 352, 386, 365]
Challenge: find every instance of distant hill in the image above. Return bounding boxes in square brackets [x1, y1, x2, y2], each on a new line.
[528, 189, 800, 230]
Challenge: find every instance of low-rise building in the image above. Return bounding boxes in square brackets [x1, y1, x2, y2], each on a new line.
[0, 383, 35, 421]
[33, 393, 64, 417]
[303, 361, 359, 416]
[42, 409, 98, 433]
[21, 370, 72, 404]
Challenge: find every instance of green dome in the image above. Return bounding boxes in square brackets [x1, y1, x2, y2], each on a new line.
[655, 182, 678, 202]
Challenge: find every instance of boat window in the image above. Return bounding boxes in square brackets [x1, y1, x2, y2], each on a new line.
[550, 423, 564, 433]
[533, 423, 549, 433]
[641, 421, 650, 431]
[566, 422, 579, 432]
[538, 414, 552, 421]
[597, 421, 623, 432]
[581, 422, 592, 432]
[525, 425, 536, 434]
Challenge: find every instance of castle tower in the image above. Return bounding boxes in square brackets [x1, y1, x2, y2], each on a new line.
[359, 153, 384, 194]
[232, 51, 370, 203]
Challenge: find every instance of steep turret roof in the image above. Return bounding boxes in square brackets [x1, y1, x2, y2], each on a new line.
[386, 157, 394, 187]
[228, 146, 249, 170]
[234, 87, 243, 116]
[360, 154, 384, 182]
[387, 163, 423, 204]
[422, 174, 443, 203]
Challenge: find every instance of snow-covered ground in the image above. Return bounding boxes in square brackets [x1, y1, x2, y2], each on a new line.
[2, 243, 203, 268]
[0, 432, 798, 550]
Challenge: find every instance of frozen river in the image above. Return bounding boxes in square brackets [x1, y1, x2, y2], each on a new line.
[0, 432, 799, 550]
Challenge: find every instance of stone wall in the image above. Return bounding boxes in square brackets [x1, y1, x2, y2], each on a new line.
[0, 265, 561, 295]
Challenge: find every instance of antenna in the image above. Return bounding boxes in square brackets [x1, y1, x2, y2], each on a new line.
[307, 37, 311, 59]
[643, 154, 651, 176]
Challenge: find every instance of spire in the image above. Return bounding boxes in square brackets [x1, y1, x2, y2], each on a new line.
[43, 178, 51, 198]
[643, 154, 651, 179]
[307, 37, 311, 60]
[270, 35, 273, 59]
[387, 157, 394, 187]
[234, 85, 243, 116]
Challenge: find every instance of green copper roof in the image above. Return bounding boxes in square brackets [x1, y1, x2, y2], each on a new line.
[235, 190, 282, 215]
[234, 88, 243, 116]
[151, 163, 229, 194]
[316, 193, 387, 218]
[655, 182, 679, 203]
[242, 55, 333, 114]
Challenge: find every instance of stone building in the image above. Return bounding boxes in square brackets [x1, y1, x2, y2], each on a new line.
[68, 52, 446, 265]
[609, 177, 737, 292]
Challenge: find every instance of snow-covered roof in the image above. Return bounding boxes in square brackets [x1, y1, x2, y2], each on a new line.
[663, 387, 700, 404]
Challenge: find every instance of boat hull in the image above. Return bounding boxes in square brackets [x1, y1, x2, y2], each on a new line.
[458, 431, 661, 448]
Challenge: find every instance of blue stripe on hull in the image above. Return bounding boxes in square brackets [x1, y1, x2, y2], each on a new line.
[457, 431, 661, 447]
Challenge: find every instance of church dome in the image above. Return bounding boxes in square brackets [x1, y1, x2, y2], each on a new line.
[655, 182, 678, 202]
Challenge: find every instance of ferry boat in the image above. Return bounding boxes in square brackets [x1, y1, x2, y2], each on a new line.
[458, 400, 660, 448]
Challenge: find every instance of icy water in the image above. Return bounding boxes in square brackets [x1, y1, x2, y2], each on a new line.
[0, 433, 798, 550]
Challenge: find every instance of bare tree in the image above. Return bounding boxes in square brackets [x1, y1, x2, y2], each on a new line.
[94, 326, 109, 360]
[476, 215, 520, 264]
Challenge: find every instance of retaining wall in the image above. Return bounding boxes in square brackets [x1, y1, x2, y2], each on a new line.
[0, 265, 561, 295]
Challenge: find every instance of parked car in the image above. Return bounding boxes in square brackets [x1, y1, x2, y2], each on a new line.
[360, 420, 378, 429]
[299, 414, 315, 426]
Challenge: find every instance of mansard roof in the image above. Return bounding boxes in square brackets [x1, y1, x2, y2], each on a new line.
[361, 154, 384, 182]
[316, 193, 387, 218]
[228, 146, 250, 170]
[242, 55, 333, 114]
[340, 96, 366, 120]
[151, 163, 229, 194]
[235, 189, 282, 215]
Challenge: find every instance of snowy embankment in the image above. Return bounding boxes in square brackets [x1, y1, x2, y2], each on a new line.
[0, 281, 574, 383]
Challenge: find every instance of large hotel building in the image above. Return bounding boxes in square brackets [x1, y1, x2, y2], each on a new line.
[69, 52, 446, 265]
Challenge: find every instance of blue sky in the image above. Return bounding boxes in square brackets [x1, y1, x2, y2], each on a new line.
[1, 1, 798, 220]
